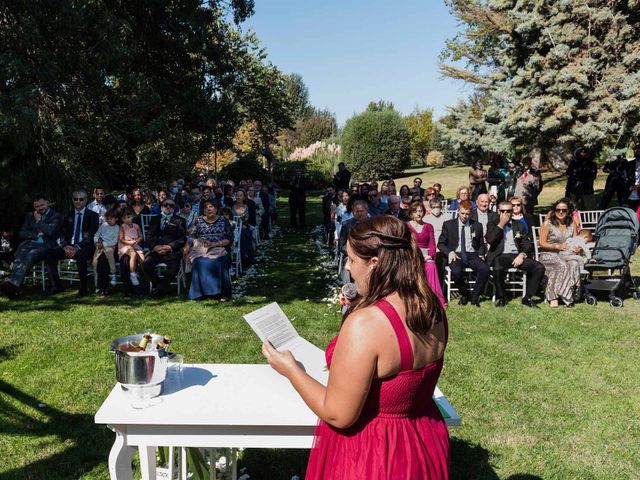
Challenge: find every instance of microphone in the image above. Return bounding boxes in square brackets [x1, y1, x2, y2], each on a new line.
[341, 282, 358, 314]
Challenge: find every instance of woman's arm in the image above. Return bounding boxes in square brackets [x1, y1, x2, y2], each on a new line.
[425, 223, 436, 259]
[263, 310, 379, 429]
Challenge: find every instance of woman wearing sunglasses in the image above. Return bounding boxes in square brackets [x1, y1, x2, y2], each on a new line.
[538, 198, 585, 307]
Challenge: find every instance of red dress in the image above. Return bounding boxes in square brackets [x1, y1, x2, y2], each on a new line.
[406, 221, 447, 308]
[306, 299, 449, 479]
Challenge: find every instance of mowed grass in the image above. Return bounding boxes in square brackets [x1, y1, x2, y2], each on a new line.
[1, 184, 639, 479]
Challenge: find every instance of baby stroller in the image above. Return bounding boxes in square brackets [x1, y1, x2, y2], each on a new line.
[583, 207, 639, 308]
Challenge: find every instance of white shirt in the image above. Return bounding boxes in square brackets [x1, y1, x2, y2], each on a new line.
[94, 223, 119, 247]
[455, 219, 474, 253]
[502, 224, 519, 254]
[88, 200, 107, 224]
[476, 210, 489, 231]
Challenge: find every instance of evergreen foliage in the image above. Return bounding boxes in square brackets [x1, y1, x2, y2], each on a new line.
[438, 0, 640, 168]
[341, 109, 411, 181]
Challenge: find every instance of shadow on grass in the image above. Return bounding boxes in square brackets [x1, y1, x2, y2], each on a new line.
[0, 379, 112, 480]
[238, 448, 309, 480]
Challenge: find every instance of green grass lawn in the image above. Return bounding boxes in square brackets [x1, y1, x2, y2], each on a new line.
[1, 188, 639, 479]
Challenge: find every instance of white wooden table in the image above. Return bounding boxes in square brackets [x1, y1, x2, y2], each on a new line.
[95, 363, 459, 480]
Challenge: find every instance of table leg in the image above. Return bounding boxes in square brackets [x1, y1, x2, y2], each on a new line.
[108, 430, 135, 480]
[139, 446, 157, 480]
[230, 448, 237, 479]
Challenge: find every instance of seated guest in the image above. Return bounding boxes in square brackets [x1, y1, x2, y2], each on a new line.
[0, 195, 63, 299]
[142, 198, 187, 298]
[92, 208, 120, 296]
[424, 198, 449, 284]
[406, 202, 447, 307]
[151, 190, 168, 215]
[190, 186, 202, 215]
[45, 190, 100, 296]
[223, 184, 235, 208]
[423, 187, 436, 213]
[338, 200, 369, 283]
[437, 200, 489, 306]
[432, 183, 445, 201]
[142, 189, 157, 214]
[384, 195, 408, 220]
[485, 201, 545, 308]
[118, 209, 145, 286]
[366, 189, 386, 216]
[399, 185, 410, 200]
[129, 187, 150, 218]
[87, 186, 107, 224]
[413, 177, 426, 197]
[178, 198, 198, 231]
[231, 188, 256, 268]
[401, 194, 412, 210]
[187, 200, 233, 301]
[470, 193, 499, 235]
[334, 190, 352, 241]
[448, 186, 475, 212]
[538, 198, 585, 308]
[509, 195, 537, 233]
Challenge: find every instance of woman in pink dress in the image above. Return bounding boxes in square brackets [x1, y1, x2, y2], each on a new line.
[406, 201, 447, 308]
[263, 216, 449, 479]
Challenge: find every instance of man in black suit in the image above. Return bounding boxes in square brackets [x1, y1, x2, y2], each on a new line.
[142, 198, 187, 297]
[289, 167, 308, 227]
[333, 162, 351, 190]
[413, 177, 426, 198]
[384, 196, 409, 221]
[1, 195, 63, 299]
[45, 190, 100, 296]
[486, 201, 545, 308]
[437, 200, 489, 306]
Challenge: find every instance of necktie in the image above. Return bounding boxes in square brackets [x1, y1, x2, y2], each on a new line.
[460, 223, 468, 264]
[73, 212, 82, 244]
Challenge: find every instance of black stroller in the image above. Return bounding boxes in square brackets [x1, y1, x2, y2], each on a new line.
[583, 207, 639, 308]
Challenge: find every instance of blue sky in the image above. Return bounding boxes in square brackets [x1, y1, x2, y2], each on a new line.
[243, 0, 469, 126]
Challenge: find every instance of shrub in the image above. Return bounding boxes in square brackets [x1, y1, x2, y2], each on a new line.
[426, 150, 445, 168]
[341, 109, 411, 181]
[273, 156, 333, 191]
[219, 155, 270, 183]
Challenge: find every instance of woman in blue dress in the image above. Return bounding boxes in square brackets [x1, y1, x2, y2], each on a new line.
[187, 199, 233, 301]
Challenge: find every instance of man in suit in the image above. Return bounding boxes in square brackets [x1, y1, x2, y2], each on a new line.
[45, 190, 100, 296]
[333, 162, 351, 190]
[413, 177, 426, 198]
[322, 185, 336, 245]
[486, 201, 545, 308]
[0, 195, 63, 299]
[470, 193, 499, 235]
[437, 200, 489, 306]
[142, 198, 187, 297]
[384, 195, 409, 220]
[288, 167, 308, 227]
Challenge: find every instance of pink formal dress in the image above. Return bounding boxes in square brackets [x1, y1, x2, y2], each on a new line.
[306, 299, 449, 479]
[406, 221, 447, 308]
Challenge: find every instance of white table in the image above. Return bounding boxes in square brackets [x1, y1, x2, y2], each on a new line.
[95, 363, 460, 480]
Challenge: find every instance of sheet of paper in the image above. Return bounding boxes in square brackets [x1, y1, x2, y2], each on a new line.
[243, 302, 329, 384]
[244, 302, 298, 350]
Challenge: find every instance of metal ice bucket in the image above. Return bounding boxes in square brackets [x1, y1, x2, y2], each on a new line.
[111, 334, 168, 397]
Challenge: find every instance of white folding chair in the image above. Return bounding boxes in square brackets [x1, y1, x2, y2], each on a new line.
[490, 267, 527, 301]
[578, 210, 604, 231]
[444, 266, 477, 303]
[140, 214, 158, 243]
[531, 226, 541, 261]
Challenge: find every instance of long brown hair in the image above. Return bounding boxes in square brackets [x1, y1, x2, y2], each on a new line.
[345, 216, 444, 335]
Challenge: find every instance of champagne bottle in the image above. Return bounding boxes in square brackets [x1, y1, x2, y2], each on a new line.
[156, 341, 167, 358]
[118, 334, 151, 353]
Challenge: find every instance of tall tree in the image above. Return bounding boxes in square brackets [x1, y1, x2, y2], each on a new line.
[439, 0, 640, 168]
[405, 108, 434, 165]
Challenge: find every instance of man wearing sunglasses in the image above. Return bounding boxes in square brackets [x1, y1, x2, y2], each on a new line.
[486, 201, 545, 308]
[45, 190, 100, 296]
[142, 200, 187, 298]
